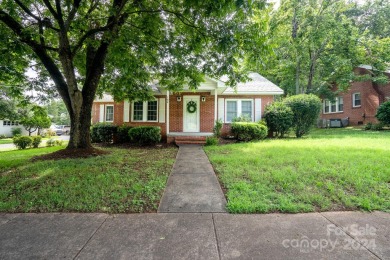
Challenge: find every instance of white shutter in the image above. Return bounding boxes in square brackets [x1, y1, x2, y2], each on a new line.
[99, 104, 104, 122]
[159, 98, 166, 123]
[255, 98, 262, 121]
[123, 100, 130, 122]
[218, 98, 225, 122]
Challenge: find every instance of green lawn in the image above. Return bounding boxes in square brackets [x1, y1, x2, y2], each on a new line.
[0, 145, 177, 213]
[205, 128, 390, 213]
[0, 138, 13, 144]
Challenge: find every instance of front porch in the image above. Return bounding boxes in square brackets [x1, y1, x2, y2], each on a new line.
[167, 132, 213, 145]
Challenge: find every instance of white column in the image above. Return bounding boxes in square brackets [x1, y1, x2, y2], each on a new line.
[166, 90, 170, 135]
[214, 91, 218, 122]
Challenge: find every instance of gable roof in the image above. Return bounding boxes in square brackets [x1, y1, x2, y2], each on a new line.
[221, 72, 283, 95]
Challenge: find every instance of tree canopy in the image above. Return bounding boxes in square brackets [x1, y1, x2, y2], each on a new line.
[0, 0, 265, 149]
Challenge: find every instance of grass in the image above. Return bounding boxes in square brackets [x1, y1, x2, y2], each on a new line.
[0, 145, 177, 213]
[205, 128, 390, 213]
[0, 138, 13, 144]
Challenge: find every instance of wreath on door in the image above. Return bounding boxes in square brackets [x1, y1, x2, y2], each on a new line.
[187, 101, 197, 113]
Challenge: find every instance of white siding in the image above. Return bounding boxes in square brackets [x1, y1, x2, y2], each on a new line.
[218, 98, 225, 122]
[99, 104, 104, 122]
[255, 98, 262, 121]
[123, 100, 130, 122]
[159, 98, 166, 123]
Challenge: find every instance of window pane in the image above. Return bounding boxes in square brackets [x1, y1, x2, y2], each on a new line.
[241, 101, 252, 119]
[338, 97, 343, 112]
[331, 101, 336, 112]
[226, 101, 237, 122]
[147, 101, 157, 121]
[105, 106, 114, 121]
[354, 93, 361, 106]
[324, 100, 329, 113]
[133, 101, 143, 121]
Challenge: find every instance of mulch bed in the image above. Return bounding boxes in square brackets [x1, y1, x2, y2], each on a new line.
[31, 147, 110, 161]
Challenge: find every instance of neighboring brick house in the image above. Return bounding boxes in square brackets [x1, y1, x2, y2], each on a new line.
[320, 67, 390, 126]
[92, 73, 283, 143]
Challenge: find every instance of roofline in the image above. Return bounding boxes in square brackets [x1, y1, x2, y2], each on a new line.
[221, 91, 284, 95]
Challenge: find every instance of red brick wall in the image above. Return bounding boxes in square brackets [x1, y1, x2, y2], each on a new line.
[92, 94, 276, 138]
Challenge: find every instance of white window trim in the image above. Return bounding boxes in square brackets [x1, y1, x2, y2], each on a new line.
[131, 100, 159, 122]
[105, 105, 114, 122]
[323, 97, 344, 114]
[352, 93, 361, 108]
[224, 99, 254, 123]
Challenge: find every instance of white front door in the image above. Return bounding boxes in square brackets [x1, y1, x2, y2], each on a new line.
[183, 96, 200, 132]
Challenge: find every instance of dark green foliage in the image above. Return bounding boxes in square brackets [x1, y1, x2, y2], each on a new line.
[11, 127, 22, 137]
[0, 134, 6, 139]
[128, 126, 161, 145]
[90, 123, 117, 143]
[264, 102, 294, 138]
[231, 122, 268, 142]
[13, 136, 32, 149]
[213, 119, 223, 138]
[232, 115, 252, 122]
[205, 137, 219, 146]
[364, 123, 373, 130]
[376, 101, 390, 125]
[284, 94, 322, 138]
[116, 125, 133, 143]
[371, 123, 385, 131]
[31, 136, 42, 148]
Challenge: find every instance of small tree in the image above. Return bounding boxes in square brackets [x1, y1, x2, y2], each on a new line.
[376, 101, 390, 126]
[21, 106, 51, 136]
[264, 102, 294, 138]
[284, 94, 321, 138]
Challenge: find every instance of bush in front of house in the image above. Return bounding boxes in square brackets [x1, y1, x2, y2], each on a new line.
[0, 134, 6, 139]
[376, 101, 390, 126]
[90, 123, 117, 143]
[213, 119, 223, 138]
[264, 101, 294, 138]
[231, 122, 268, 142]
[128, 126, 161, 145]
[284, 94, 321, 138]
[11, 127, 22, 137]
[13, 135, 32, 149]
[116, 125, 133, 143]
[205, 136, 219, 146]
[31, 136, 42, 148]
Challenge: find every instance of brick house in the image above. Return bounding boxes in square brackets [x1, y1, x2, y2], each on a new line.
[92, 73, 283, 143]
[320, 66, 390, 126]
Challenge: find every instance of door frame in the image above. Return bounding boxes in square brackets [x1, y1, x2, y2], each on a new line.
[183, 95, 200, 132]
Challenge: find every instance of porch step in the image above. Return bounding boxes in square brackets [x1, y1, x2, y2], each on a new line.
[174, 136, 207, 145]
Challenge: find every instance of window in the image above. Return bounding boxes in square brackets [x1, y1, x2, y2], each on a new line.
[225, 99, 253, 122]
[105, 105, 114, 122]
[323, 97, 343, 114]
[2, 120, 19, 126]
[353, 93, 361, 107]
[226, 101, 237, 122]
[133, 101, 143, 121]
[132, 100, 158, 122]
[147, 101, 157, 121]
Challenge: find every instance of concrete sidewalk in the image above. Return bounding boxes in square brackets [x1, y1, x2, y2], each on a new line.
[158, 144, 227, 213]
[0, 211, 388, 259]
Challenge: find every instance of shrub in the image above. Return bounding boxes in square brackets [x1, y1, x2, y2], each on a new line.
[13, 136, 32, 149]
[46, 138, 56, 147]
[371, 122, 384, 131]
[231, 122, 268, 142]
[116, 125, 133, 143]
[128, 126, 161, 145]
[213, 119, 223, 138]
[205, 136, 219, 146]
[364, 123, 373, 130]
[264, 102, 294, 138]
[45, 129, 56, 137]
[31, 136, 42, 148]
[0, 134, 6, 139]
[232, 115, 252, 122]
[90, 123, 117, 143]
[11, 127, 22, 137]
[284, 94, 322, 138]
[376, 101, 390, 125]
[55, 139, 63, 146]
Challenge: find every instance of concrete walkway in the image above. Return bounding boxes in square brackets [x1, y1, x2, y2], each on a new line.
[0, 211, 389, 259]
[158, 144, 227, 213]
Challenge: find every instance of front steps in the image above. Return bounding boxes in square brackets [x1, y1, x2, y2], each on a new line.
[174, 136, 207, 145]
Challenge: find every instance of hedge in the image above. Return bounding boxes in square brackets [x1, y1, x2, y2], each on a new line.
[231, 122, 268, 141]
[128, 126, 161, 145]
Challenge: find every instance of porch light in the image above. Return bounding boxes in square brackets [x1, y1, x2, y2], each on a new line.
[201, 96, 206, 102]
[177, 96, 181, 102]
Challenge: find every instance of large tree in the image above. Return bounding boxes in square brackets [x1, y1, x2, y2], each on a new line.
[0, 0, 262, 149]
